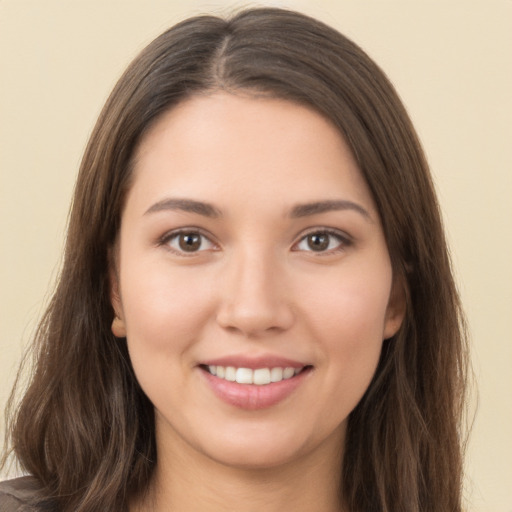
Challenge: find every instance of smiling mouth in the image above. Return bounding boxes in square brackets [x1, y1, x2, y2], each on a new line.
[201, 365, 312, 386]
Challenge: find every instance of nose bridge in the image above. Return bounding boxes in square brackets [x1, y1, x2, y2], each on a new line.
[216, 243, 293, 335]
[235, 247, 276, 304]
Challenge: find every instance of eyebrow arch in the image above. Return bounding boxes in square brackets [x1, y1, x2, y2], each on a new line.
[290, 200, 372, 220]
[144, 198, 222, 218]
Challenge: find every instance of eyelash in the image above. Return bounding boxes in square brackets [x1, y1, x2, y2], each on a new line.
[158, 227, 352, 256]
[158, 228, 218, 256]
[292, 228, 352, 254]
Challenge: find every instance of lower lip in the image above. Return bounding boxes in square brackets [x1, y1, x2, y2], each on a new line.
[201, 367, 311, 410]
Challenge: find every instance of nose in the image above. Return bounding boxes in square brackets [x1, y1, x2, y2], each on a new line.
[216, 249, 295, 337]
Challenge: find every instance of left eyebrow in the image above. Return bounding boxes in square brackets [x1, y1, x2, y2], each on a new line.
[289, 200, 372, 221]
[144, 198, 222, 218]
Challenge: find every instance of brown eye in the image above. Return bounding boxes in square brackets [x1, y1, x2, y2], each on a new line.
[306, 233, 330, 251]
[294, 230, 349, 253]
[165, 231, 215, 254]
[178, 233, 202, 252]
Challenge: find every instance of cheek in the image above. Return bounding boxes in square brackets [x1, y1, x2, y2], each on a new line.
[120, 261, 215, 355]
[304, 265, 392, 383]
[120, 264, 218, 409]
[309, 267, 392, 339]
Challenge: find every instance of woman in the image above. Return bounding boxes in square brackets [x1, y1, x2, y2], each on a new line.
[1, 7, 468, 512]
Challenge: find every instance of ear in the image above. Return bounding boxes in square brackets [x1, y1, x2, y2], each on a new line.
[383, 274, 407, 340]
[111, 315, 127, 338]
[109, 250, 127, 338]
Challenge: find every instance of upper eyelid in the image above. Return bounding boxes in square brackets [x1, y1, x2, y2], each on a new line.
[292, 227, 353, 252]
[159, 227, 215, 243]
[157, 228, 219, 255]
[296, 227, 352, 242]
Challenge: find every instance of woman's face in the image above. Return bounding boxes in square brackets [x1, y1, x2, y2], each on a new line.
[111, 93, 404, 470]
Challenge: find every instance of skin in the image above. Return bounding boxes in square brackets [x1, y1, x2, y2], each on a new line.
[111, 93, 405, 511]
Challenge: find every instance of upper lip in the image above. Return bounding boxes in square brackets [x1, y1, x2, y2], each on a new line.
[200, 355, 308, 370]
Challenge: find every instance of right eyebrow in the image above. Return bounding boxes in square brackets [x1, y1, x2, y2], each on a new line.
[144, 198, 222, 218]
[290, 199, 372, 221]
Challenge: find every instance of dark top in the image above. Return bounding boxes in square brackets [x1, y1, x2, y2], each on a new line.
[0, 477, 44, 511]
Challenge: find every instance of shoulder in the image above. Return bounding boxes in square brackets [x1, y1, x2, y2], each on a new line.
[0, 477, 45, 511]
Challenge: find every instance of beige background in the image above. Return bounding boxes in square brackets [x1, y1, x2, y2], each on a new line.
[1, 1, 511, 511]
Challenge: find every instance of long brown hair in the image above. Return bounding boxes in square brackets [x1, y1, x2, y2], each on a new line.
[2, 8, 469, 511]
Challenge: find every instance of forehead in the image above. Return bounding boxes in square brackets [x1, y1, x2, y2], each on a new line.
[128, 92, 376, 215]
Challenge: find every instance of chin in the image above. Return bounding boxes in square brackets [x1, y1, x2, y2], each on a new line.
[193, 419, 346, 472]
[206, 440, 307, 471]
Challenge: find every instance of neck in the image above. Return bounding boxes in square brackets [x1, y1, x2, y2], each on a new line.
[131, 427, 345, 512]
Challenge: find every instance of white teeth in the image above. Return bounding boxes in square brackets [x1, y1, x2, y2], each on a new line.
[225, 366, 236, 382]
[283, 367, 295, 379]
[270, 367, 283, 382]
[253, 368, 271, 385]
[207, 365, 303, 385]
[235, 367, 253, 384]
